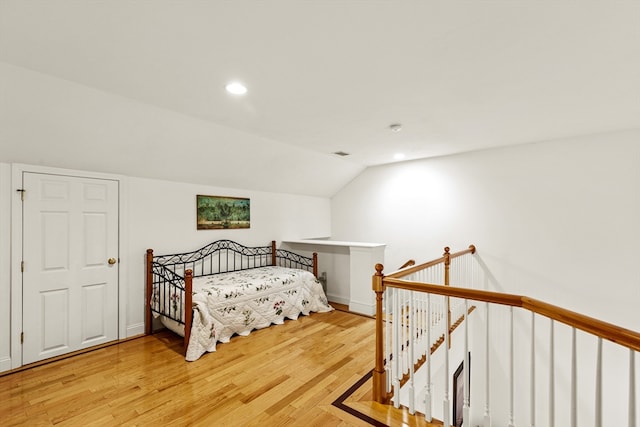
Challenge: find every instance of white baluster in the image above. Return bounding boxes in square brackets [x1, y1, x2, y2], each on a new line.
[404, 290, 409, 376]
[570, 328, 577, 427]
[484, 302, 491, 427]
[408, 291, 415, 414]
[595, 337, 602, 427]
[530, 312, 536, 427]
[549, 320, 555, 427]
[508, 306, 515, 427]
[425, 292, 432, 422]
[460, 253, 475, 424]
[463, 298, 470, 426]
[393, 288, 400, 408]
[415, 291, 420, 359]
[415, 289, 421, 358]
[443, 295, 450, 427]
[399, 290, 404, 378]
[422, 292, 427, 359]
[422, 291, 428, 356]
[629, 349, 636, 427]
[405, 290, 410, 375]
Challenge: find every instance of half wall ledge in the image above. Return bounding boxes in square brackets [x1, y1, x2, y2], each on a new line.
[282, 239, 386, 316]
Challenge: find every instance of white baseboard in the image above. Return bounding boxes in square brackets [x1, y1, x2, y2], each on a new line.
[348, 300, 375, 316]
[0, 355, 12, 373]
[126, 322, 144, 338]
[326, 293, 349, 306]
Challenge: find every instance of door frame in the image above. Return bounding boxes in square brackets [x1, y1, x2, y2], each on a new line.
[10, 163, 128, 369]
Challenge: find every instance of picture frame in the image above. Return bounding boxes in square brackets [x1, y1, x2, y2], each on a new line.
[196, 195, 250, 230]
[452, 353, 470, 427]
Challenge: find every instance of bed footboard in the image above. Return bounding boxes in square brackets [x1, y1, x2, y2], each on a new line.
[145, 249, 193, 354]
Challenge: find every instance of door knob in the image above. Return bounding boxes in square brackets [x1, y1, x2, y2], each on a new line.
[108, 258, 117, 265]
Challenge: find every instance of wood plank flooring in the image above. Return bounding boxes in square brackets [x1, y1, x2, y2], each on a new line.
[0, 309, 441, 426]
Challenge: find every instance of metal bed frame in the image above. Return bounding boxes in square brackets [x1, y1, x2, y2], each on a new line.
[145, 240, 317, 354]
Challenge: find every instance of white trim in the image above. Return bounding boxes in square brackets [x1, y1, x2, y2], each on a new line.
[126, 322, 144, 338]
[0, 356, 11, 373]
[283, 239, 386, 248]
[10, 165, 23, 369]
[10, 163, 128, 369]
[0, 164, 11, 372]
[348, 300, 375, 316]
[326, 293, 349, 306]
[117, 178, 129, 339]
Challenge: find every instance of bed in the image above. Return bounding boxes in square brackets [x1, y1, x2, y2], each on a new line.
[145, 239, 333, 361]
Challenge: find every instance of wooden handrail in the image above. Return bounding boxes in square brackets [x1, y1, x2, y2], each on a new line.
[382, 278, 640, 352]
[383, 278, 523, 307]
[386, 244, 476, 279]
[397, 259, 416, 270]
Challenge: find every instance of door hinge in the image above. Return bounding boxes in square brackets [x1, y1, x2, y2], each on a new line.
[16, 188, 25, 201]
[20, 332, 24, 344]
[21, 261, 24, 273]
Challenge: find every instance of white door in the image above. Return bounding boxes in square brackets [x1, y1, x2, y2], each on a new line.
[22, 172, 119, 364]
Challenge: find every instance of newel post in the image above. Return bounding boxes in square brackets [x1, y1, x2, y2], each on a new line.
[444, 247, 452, 347]
[444, 246, 451, 286]
[372, 263, 387, 403]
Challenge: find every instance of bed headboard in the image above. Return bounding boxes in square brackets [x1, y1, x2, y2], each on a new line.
[151, 239, 317, 279]
[153, 239, 271, 278]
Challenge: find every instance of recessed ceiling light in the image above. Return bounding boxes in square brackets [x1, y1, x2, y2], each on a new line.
[394, 153, 406, 160]
[225, 82, 247, 95]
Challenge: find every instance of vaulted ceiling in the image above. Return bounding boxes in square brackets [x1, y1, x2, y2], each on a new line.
[1, 1, 639, 196]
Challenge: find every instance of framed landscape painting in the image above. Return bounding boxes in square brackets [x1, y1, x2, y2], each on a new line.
[196, 195, 250, 230]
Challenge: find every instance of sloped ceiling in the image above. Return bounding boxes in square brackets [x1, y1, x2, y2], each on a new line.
[1, 1, 639, 197]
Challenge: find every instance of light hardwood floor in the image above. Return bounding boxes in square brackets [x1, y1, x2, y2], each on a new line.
[1, 309, 441, 426]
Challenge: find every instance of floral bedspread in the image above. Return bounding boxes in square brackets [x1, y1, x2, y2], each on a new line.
[172, 266, 332, 361]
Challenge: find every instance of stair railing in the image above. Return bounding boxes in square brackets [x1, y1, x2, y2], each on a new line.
[372, 245, 476, 423]
[372, 247, 640, 427]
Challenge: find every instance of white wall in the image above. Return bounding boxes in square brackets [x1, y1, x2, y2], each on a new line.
[331, 130, 640, 425]
[0, 165, 330, 371]
[125, 176, 331, 332]
[332, 130, 640, 329]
